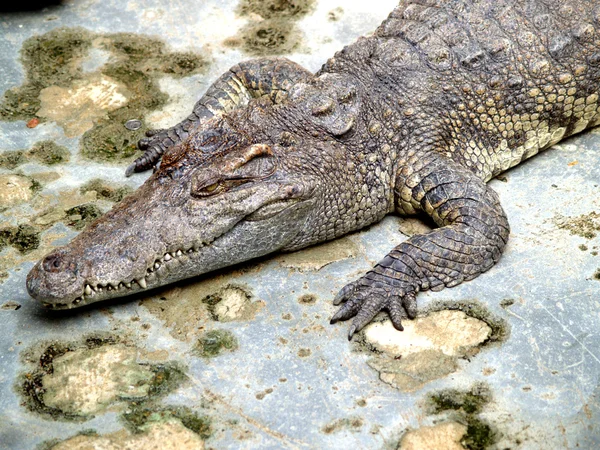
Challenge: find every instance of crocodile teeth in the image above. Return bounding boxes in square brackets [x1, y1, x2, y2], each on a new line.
[125, 282, 132, 288]
[74, 297, 82, 304]
[176, 250, 183, 257]
[137, 278, 147, 289]
[187, 249, 193, 253]
[118, 282, 125, 290]
[84, 285, 92, 295]
[154, 262, 161, 270]
[164, 253, 172, 261]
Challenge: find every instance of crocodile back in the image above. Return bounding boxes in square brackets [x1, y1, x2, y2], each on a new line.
[321, 0, 600, 180]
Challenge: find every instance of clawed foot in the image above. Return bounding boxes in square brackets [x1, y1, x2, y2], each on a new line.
[137, 128, 167, 150]
[330, 278, 418, 340]
[125, 128, 170, 177]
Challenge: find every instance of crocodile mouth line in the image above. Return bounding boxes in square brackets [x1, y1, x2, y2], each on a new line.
[40, 197, 305, 310]
[41, 240, 213, 310]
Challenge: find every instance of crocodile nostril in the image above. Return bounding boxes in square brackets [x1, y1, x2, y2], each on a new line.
[42, 252, 74, 273]
[43, 254, 61, 272]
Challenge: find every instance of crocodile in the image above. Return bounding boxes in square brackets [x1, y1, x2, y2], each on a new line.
[27, 0, 600, 339]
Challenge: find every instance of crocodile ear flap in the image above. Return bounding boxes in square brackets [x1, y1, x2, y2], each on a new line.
[308, 92, 358, 136]
[292, 75, 361, 137]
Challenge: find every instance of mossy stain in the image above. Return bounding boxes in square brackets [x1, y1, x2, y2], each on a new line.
[18, 334, 186, 422]
[0, 224, 41, 253]
[426, 384, 497, 450]
[226, 0, 315, 56]
[122, 405, 211, 439]
[64, 203, 103, 230]
[0, 150, 26, 169]
[0, 27, 92, 121]
[194, 329, 238, 358]
[236, 0, 316, 20]
[226, 20, 303, 56]
[0, 141, 69, 170]
[1, 28, 209, 163]
[429, 383, 491, 415]
[27, 140, 70, 165]
[462, 418, 495, 450]
[146, 362, 187, 398]
[80, 178, 133, 203]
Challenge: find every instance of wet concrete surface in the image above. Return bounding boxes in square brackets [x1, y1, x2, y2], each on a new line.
[1, 0, 600, 448]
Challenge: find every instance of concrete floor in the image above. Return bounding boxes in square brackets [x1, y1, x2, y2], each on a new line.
[0, 1, 599, 449]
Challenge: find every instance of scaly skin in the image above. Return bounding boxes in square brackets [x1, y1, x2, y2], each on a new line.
[27, 0, 600, 339]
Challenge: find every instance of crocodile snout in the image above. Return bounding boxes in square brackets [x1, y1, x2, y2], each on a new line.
[27, 247, 82, 306]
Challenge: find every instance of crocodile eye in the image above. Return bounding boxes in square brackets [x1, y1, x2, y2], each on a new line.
[205, 182, 219, 192]
[194, 181, 224, 197]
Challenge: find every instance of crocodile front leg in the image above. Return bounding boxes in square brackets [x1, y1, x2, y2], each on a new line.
[331, 151, 510, 339]
[126, 57, 312, 176]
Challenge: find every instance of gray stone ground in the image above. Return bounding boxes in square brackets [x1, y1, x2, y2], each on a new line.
[0, 1, 599, 449]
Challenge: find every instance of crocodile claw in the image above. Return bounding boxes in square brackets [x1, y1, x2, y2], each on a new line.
[138, 128, 167, 149]
[331, 278, 418, 340]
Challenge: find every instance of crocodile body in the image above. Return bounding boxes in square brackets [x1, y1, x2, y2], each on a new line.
[27, 0, 600, 338]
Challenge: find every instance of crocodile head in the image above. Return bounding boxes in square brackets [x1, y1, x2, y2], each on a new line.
[26, 76, 372, 309]
[27, 73, 384, 309]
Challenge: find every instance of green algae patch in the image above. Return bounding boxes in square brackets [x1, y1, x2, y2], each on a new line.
[0, 271, 9, 284]
[193, 330, 238, 358]
[146, 362, 187, 399]
[1, 27, 209, 163]
[81, 32, 207, 162]
[226, 19, 303, 56]
[80, 178, 133, 202]
[462, 418, 495, 450]
[428, 383, 491, 416]
[226, 0, 315, 56]
[0, 141, 69, 169]
[122, 405, 211, 439]
[41, 345, 155, 416]
[64, 203, 103, 230]
[18, 335, 187, 422]
[236, 0, 316, 20]
[424, 383, 497, 450]
[28, 140, 70, 165]
[0, 224, 41, 253]
[0, 150, 26, 169]
[0, 28, 93, 122]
